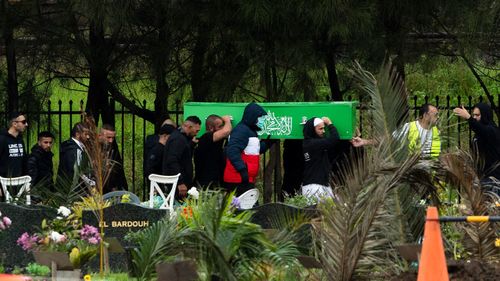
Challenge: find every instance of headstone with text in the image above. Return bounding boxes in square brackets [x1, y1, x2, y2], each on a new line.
[0, 203, 57, 268]
[82, 203, 168, 271]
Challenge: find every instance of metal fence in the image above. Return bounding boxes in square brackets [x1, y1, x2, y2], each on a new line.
[2, 95, 498, 197]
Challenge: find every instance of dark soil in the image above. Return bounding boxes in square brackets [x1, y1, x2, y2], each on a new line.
[390, 260, 500, 281]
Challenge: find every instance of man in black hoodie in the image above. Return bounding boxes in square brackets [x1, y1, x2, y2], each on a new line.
[162, 117, 200, 199]
[144, 118, 176, 182]
[145, 124, 176, 178]
[223, 102, 270, 196]
[179, 116, 202, 150]
[27, 131, 55, 190]
[0, 112, 28, 201]
[454, 103, 500, 194]
[302, 116, 340, 199]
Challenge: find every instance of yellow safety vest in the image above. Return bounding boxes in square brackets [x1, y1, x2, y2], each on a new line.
[407, 121, 441, 158]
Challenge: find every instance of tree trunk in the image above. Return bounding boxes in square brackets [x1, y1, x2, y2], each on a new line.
[273, 141, 282, 201]
[325, 48, 343, 101]
[263, 144, 278, 203]
[153, 26, 171, 130]
[262, 39, 281, 203]
[3, 1, 19, 113]
[191, 24, 210, 102]
[86, 21, 112, 126]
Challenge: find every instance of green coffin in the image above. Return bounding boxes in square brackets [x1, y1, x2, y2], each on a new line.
[183, 102, 358, 140]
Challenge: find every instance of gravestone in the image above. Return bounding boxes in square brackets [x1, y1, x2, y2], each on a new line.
[0, 203, 57, 269]
[249, 202, 319, 229]
[82, 203, 168, 271]
[249, 202, 320, 255]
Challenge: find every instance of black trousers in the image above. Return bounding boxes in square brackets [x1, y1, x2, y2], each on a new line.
[223, 182, 255, 197]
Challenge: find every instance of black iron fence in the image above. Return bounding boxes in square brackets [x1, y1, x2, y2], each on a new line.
[2, 95, 498, 198]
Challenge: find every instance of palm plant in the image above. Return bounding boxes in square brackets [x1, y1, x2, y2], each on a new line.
[127, 217, 188, 281]
[435, 150, 499, 261]
[313, 61, 439, 280]
[180, 191, 301, 281]
[129, 191, 303, 281]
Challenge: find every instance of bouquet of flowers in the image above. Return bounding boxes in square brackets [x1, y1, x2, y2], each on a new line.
[0, 210, 12, 233]
[16, 206, 101, 269]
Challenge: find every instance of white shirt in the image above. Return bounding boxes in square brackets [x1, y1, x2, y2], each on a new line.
[72, 137, 85, 166]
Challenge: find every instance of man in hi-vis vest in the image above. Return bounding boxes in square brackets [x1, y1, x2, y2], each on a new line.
[399, 104, 441, 158]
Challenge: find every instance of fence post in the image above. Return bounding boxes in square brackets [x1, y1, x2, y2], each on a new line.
[47, 100, 52, 132]
[413, 95, 418, 119]
[132, 104, 136, 195]
[142, 99, 147, 198]
[175, 100, 180, 126]
[58, 100, 63, 145]
[446, 95, 450, 150]
[79, 100, 84, 122]
[457, 96, 461, 148]
[69, 100, 73, 131]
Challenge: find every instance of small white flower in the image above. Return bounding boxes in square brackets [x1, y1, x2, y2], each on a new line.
[50, 231, 66, 243]
[187, 187, 199, 200]
[57, 206, 71, 217]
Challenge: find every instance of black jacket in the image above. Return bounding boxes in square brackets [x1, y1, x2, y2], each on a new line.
[102, 142, 128, 194]
[194, 131, 225, 186]
[145, 142, 165, 178]
[27, 145, 54, 187]
[162, 129, 193, 186]
[469, 103, 500, 179]
[225, 102, 268, 173]
[143, 134, 159, 177]
[302, 118, 340, 186]
[57, 138, 83, 181]
[0, 130, 26, 177]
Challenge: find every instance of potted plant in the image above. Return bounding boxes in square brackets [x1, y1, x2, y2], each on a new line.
[16, 205, 101, 278]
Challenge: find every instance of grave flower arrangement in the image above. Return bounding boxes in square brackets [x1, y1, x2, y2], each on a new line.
[16, 206, 101, 269]
[0, 210, 12, 231]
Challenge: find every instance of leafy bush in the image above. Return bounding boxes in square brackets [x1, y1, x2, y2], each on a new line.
[284, 194, 318, 208]
[25, 263, 50, 277]
[12, 266, 23, 275]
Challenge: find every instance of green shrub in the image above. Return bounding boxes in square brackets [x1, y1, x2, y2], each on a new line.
[12, 266, 23, 275]
[25, 263, 51, 277]
[284, 194, 318, 208]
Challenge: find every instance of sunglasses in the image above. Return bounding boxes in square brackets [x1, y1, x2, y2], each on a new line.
[15, 120, 28, 124]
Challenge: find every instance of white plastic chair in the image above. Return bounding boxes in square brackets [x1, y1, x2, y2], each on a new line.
[148, 173, 180, 214]
[0, 175, 32, 205]
[237, 188, 259, 209]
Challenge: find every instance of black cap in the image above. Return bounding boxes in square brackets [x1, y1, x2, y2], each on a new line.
[159, 124, 176, 135]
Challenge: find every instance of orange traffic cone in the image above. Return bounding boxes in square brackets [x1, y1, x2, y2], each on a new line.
[0, 274, 31, 280]
[417, 206, 449, 281]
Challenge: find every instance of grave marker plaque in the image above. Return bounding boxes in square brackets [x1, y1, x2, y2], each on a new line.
[0, 203, 57, 268]
[82, 203, 168, 271]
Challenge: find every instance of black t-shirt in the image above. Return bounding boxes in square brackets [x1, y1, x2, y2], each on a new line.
[194, 132, 225, 187]
[0, 130, 26, 177]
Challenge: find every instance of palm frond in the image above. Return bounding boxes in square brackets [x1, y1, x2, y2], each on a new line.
[316, 144, 421, 280]
[129, 217, 186, 281]
[436, 150, 499, 261]
[314, 61, 443, 281]
[351, 60, 409, 142]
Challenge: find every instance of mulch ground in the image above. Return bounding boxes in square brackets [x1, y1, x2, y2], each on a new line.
[391, 260, 500, 281]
